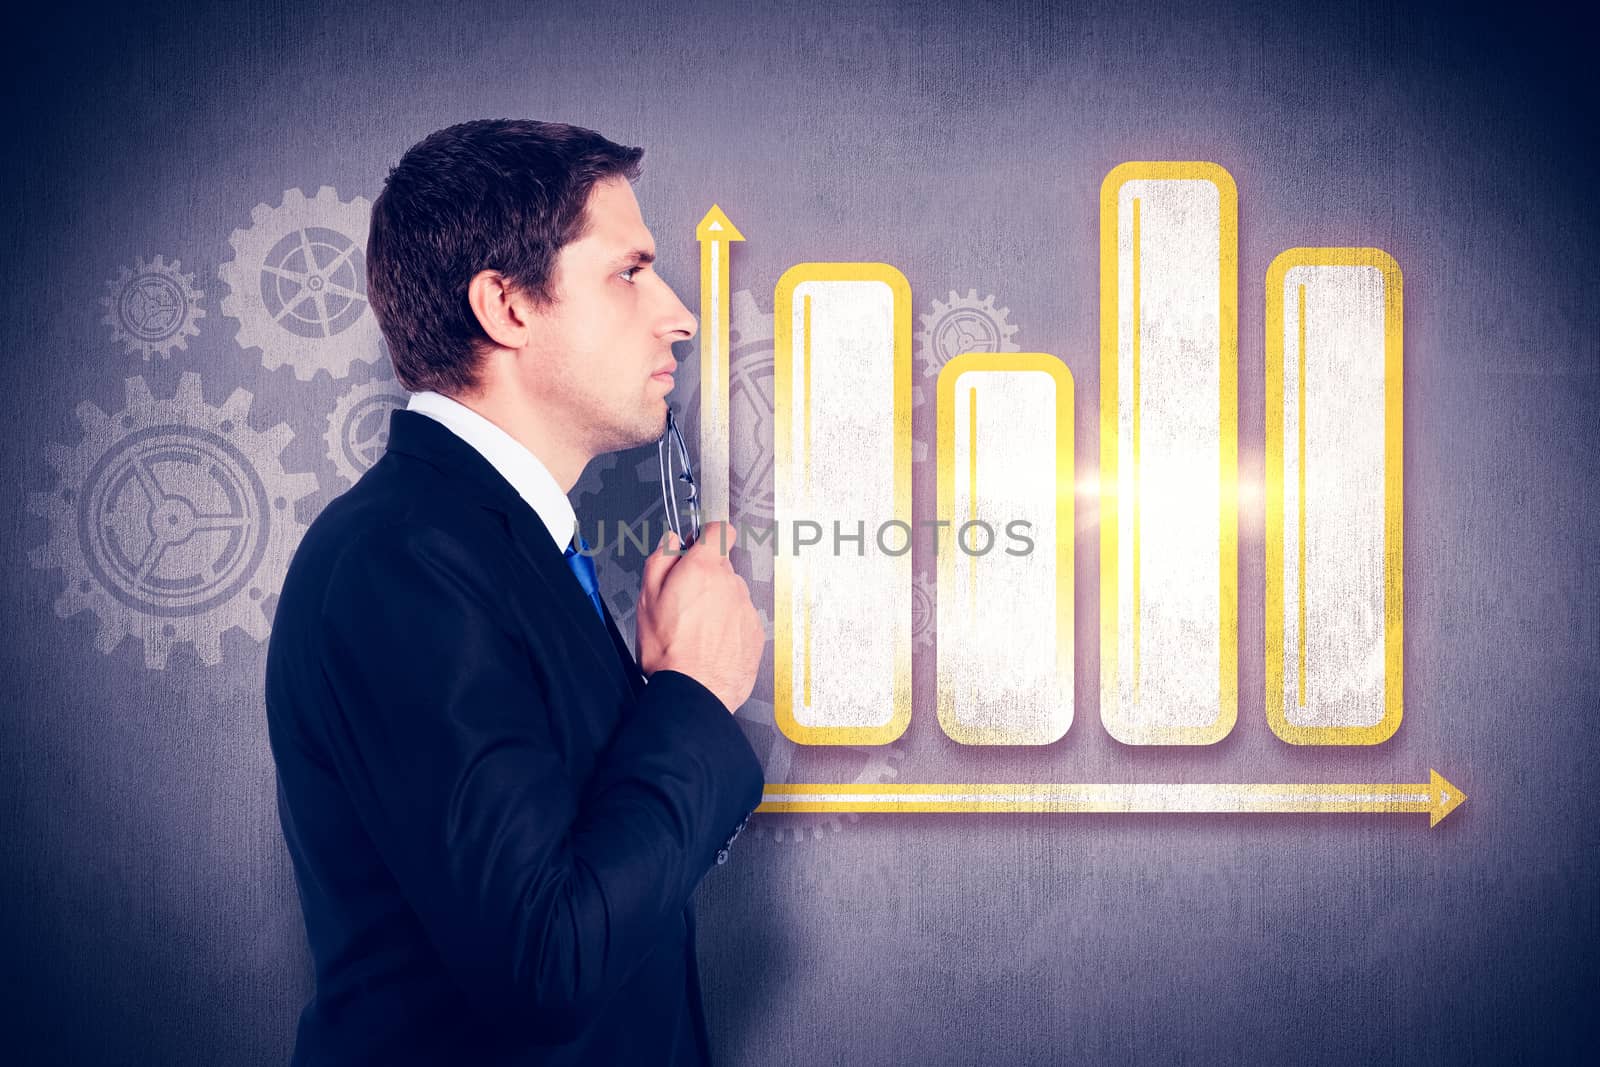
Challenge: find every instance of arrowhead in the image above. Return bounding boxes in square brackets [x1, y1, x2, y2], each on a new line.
[696, 204, 746, 242]
[1428, 769, 1466, 828]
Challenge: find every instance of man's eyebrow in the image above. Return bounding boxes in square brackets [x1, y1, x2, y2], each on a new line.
[608, 248, 657, 269]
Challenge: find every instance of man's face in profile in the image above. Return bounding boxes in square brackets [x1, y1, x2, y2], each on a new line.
[520, 176, 698, 458]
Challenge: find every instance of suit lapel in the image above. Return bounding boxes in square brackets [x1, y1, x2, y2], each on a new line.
[385, 409, 637, 692]
[500, 506, 640, 691]
[598, 591, 647, 695]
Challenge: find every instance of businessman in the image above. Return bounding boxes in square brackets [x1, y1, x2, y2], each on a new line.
[264, 119, 768, 1065]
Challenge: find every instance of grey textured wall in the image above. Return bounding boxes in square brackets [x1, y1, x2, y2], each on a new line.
[3, 0, 1596, 1063]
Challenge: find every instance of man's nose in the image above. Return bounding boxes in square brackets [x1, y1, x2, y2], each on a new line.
[659, 281, 697, 341]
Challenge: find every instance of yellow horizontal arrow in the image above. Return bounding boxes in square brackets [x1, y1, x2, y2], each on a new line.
[757, 769, 1465, 827]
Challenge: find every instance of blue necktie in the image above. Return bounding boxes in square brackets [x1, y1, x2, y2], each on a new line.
[563, 534, 606, 623]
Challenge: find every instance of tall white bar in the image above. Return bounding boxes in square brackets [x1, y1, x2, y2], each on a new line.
[1098, 162, 1239, 745]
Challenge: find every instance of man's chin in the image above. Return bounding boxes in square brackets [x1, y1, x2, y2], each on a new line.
[603, 404, 668, 454]
[644, 399, 669, 445]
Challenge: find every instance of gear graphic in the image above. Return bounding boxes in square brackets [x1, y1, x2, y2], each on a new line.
[219, 186, 385, 381]
[910, 288, 1021, 462]
[742, 693, 908, 844]
[27, 372, 319, 669]
[324, 378, 409, 487]
[100, 254, 205, 360]
[911, 567, 935, 653]
[568, 451, 620, 518]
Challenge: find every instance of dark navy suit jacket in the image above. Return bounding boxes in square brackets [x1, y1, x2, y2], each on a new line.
[264, 408, 765, 1065]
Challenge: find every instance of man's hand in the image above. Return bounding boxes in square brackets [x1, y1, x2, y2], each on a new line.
[635, 521, 764, 714]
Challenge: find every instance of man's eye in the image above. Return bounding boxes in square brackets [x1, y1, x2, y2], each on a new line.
[621, 265, 644, 282]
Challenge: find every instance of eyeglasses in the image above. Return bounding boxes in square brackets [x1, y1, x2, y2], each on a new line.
[657, 402, 701, 549]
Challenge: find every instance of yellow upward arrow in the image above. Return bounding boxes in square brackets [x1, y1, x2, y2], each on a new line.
[758, 770, 1466, 828]
[695, 205, 745, 523]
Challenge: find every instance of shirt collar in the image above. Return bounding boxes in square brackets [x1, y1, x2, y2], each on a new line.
[405, 390, 577, 552]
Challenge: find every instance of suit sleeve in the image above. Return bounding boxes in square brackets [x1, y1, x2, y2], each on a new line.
[315, 523, 765, 1040]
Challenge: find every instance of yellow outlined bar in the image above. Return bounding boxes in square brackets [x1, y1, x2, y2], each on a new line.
[1099, 161, 1239, 745]
[935, 352, 1075, 745]
[774, 263, 913, 745]
[1265, 248, 1404, 745]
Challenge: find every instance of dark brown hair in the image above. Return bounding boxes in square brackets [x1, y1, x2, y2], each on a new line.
[366, 119, 644, 394]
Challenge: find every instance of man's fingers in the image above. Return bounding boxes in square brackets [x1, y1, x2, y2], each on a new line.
[640, 529, 679, 603]
[694, 520, 737, 559]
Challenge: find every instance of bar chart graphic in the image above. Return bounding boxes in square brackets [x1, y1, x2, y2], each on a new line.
[716, 162, 1459, 826]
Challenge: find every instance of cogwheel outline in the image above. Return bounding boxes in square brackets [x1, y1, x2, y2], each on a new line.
[324, 378, 409, 487]
[911, 567, 935, 653]
[219, 185, 385, 381]
[910, 288, 1021, 463]
[568, 451, 621, 517]
[100, 254, 206, 360]
[26, 372, 320, 670]
[745, 706, 907, 844]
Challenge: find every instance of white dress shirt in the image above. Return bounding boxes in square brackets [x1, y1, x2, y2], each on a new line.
[405, 390, 577, 552]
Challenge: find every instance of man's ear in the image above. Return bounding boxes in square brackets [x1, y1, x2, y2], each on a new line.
[467, 269, 533, 349]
